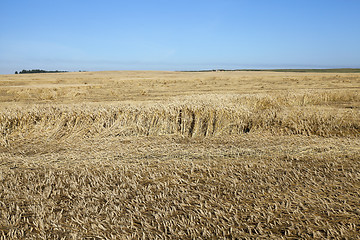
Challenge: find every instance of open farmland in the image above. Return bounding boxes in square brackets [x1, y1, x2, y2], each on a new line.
[0, 71, 359, 239]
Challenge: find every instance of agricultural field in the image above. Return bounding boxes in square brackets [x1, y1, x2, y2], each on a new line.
[0, 70, 359, 239]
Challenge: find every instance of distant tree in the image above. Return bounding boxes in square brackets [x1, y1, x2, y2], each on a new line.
[18, 69, 68, 74]
[15, 71, 18, 74]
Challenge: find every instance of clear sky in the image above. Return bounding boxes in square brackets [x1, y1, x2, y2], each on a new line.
[1, 0, 360, 74]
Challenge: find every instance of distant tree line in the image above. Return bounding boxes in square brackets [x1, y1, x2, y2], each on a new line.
[180, 68, 360, 73]
[15, 69, 68, 74]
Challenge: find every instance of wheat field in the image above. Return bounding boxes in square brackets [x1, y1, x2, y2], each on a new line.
[0, 71, 359, 239]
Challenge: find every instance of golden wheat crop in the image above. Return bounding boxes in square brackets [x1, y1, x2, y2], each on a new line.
[0, 71, 359, 239]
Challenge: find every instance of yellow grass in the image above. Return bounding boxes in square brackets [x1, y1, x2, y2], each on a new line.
[0, 71, 359, 239]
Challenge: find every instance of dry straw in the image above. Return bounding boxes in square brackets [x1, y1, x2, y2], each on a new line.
[0, 71, 359, 239]
[1, 91, 359, 146]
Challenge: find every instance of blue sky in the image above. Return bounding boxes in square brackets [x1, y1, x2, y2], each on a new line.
[1, 0, 360, 74]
